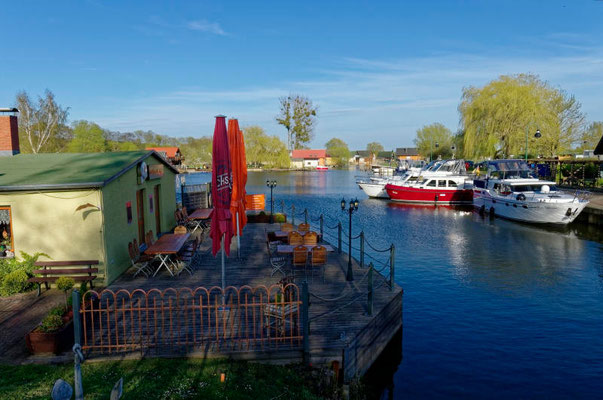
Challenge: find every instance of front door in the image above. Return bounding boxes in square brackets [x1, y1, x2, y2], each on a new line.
[136, 189, 145, 244]
[154, 185, 161, 234]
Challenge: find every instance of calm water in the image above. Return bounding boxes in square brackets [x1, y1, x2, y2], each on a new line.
[184, 170, 603, 399]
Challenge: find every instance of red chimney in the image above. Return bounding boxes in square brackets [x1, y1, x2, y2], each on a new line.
[0, 108, 19, 156]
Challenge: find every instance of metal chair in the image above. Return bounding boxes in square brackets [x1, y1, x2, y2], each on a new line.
[297, 223, 310, 233]
[177, 238, 198, 275]
[128, 242, 152, 278]
[291, 245, 308, 281]
[281, 223, 294, 232]
[310, 245, 327, 282]
[303, 231, 318, 245]
[288, 231, 304, 246]
[267, 241, 287, 277]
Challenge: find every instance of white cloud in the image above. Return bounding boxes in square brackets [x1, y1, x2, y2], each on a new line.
[186, 20, 227, 36]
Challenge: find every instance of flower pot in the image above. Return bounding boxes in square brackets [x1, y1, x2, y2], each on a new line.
[25, 320, 74, 355]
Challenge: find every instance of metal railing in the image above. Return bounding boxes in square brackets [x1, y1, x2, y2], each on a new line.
[78, 284, 304, 355]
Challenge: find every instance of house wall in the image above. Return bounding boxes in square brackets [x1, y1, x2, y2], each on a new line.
[0, 189, 106, 276]
[397, 155, 422, 161]
[303, 159, 319, 168]
[102, 156, 177, 284]
[290, 160, 303, 169]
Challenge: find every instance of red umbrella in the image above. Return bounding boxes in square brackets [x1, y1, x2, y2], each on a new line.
[210, 115, 233, 257]
[228, 118, 247, 237]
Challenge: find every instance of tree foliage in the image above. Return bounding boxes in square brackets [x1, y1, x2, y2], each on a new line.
[325, 138, 350, 168]
[276, 94, 317, 150]
[243, 126, 290, 168]
[579, 122, 602, 152]
[68, 120, 109, 153]
[459, 74, 585, 159]
[15, 90, 70, 153]
[414, 123, 453, 160]
[366, 142, 384, 159]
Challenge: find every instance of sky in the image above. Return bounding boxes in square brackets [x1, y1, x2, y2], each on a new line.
[1, 0, 602, 150]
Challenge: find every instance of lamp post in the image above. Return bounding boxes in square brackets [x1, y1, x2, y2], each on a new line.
[341, 197, 359, 281]
[525, 128, 542, 161]
[266, 180, 277, 224]
[451, 145, 456, 159]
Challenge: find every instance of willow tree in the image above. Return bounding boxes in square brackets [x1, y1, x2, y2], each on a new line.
[459, 74, 584, 159]
[243, 125, 289, 168]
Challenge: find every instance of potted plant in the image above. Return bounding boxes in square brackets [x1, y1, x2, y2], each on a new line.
[25, 305, 74, 354]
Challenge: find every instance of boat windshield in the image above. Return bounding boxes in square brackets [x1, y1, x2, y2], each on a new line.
[512, 184, 558, 192]
[487, 160, 537, 179]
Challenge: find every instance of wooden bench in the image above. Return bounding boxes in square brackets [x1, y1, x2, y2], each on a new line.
[28, 260, 99, 296]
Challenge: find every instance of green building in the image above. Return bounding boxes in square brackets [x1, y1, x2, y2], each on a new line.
[0, 150, 178, 285]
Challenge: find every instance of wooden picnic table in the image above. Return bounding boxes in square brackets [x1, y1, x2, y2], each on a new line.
[276, 244, 334, 254]
[187, 208, 212, 220]
[145, 233, 191, 276]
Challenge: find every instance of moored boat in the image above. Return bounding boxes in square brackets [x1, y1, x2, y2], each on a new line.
[473, 160, 589, 224]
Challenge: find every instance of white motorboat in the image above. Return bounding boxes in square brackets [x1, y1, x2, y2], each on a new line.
[473, 160, 589, 224]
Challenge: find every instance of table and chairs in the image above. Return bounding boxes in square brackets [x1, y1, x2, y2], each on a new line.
[145, 232, 191, 277]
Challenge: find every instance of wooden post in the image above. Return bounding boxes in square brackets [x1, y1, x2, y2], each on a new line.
[292, 204, 295, 225]
[389, 244, 395, 291]
[338, 222, 342, 254]
[319, 215, 324, 243]
[359, 231, 364, 268]
[367, 263, 373, 316]
[302, 281, 310, 364]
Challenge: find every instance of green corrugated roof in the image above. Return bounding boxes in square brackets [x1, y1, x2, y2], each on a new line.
[0, 151, 170, 191]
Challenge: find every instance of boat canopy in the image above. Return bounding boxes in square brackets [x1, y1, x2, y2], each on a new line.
[486, 160, 536, 178]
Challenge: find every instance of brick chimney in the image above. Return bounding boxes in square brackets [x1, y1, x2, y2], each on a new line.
[0, 108, 19, 156]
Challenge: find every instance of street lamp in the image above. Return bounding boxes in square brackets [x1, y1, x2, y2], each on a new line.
[266, 180, 277, 223]
[451, 145, 456, 159]
[525, 128, 542, 161]
[341, 197, 359, 281]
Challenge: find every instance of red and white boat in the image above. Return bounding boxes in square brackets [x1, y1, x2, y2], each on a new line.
[385, 160, 473, 204]
[316, 165, 328, 171]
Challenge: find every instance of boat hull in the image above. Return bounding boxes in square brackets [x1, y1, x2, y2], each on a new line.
[385, 184, 473, 204]
[473, 190, 589, 224]
[358, 182, 389, 198]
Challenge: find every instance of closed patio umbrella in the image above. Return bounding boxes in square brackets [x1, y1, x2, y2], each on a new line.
[228, 118, 248, 257]
[210, 115, 233, 297]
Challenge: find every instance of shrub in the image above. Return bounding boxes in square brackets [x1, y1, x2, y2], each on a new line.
[56, 277, 75, 308]
[39, 314, 64, 333]
[0, 252, 50, 297]
[47, 305, 66, 318]
[274, 213, 287, 223]
[0, 270, 30, 296]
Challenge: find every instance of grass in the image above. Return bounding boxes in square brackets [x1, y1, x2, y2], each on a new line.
[0, 359, 328, 399]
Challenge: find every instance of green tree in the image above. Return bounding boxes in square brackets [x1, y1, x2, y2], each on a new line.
[459, 74, 584, 159]
[414, 123, 453, 161]
[15, 90, 69, 153]
[366, 142, 384, 161]
[243, 126, 289, 168]
[179, 136, 212, 168]
[325, 138, 350, 168]
[578, 122, 602, 152]
[276, 94, 317, 150]
[67, 120, 109, 153]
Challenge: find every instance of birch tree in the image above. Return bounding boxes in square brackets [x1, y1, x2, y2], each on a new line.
[276, 94, 317, 150]
[15, 90, 69, 153]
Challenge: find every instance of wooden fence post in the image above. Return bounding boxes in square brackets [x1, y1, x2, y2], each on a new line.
[367, 263, 373, 316]
[359, 231, 364, 268]
[389, 244, 395, 291]
[302, 281, 310, 364]
[338, 223, 342, 254]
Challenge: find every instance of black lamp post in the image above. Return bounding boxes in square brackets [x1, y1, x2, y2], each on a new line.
[266, 180, 277, 223]
[451, 145, 456, 159]
[341, 197, 359, 281]
[525, 127, 542, 161]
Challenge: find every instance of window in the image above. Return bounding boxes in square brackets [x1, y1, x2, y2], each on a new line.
[426, 180, 436, 187]
[448, 180, 457, 187]
[438, 180, 446, 187]
[0, 207, 13, 256]
[126, 201, 133, 224]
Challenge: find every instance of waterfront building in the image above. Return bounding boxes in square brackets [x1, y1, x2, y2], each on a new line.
[0, 114, 178, 285]
[290, 149, 329, 169]
[145, 146, 183, 166]
[395, 147, 421, 161]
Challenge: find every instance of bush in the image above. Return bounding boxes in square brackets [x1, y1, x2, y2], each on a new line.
[47, 305, 66, 318]
[39, 314, 64, 333]
[0, 270, 30, 296]
[274, 213, 287, 223]
[0, 252, 50, 297]
[56, 277, 75, 292]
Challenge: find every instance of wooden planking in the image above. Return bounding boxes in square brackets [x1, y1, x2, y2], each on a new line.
[108, 223, 403, 377]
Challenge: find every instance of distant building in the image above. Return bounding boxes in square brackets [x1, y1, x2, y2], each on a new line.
[350, 150, 371, 165]
[290, 149, 328, 169]
[395, 147, 421, 161]
[595, 134, 603, 159]
[375, 151, 396, 165]
[145, 147, 183, 166]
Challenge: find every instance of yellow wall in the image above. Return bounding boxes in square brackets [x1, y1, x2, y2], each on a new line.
[0, 189, 106, 276]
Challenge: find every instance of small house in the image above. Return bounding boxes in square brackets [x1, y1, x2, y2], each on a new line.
[290, 149, 328, 169]
[395, 147, 421, 161]
[145, 146, 183, 166]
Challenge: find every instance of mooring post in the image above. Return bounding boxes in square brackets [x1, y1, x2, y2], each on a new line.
[367, 263, 373, 316]
[389, 244, 395, 291]
[338, 222, 342, 253]
[292, 204, 295, 225]
[302, 281, 310, 364]
[359, 231, 364, 268]
[319, 215, 324, 242]
[304, 208, 308, 224]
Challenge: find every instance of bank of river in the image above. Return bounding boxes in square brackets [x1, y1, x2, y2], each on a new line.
[185, 170, 603, 398]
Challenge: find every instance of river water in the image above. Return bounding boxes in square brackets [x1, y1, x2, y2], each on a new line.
[183, 170, 603, 399]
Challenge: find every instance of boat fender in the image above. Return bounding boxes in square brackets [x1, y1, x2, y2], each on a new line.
[516, 193, 526, 201]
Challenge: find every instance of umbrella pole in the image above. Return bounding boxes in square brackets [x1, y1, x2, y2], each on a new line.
[236, 211, 241, 259]
[221, 234, 225, 305]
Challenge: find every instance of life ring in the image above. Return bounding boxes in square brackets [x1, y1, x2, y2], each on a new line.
[516, 193, 526, 201]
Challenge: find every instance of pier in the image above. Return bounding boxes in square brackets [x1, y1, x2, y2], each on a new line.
[92, 223, 403, 382]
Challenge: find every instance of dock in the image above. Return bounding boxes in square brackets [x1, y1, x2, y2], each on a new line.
[99, 223, 403, 382]
[579, 192, 603, 226]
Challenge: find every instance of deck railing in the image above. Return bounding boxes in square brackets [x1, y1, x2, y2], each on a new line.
[76, 284, 304, 356]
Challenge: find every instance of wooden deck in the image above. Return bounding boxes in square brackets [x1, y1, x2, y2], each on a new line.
[108, 223, 403, 381]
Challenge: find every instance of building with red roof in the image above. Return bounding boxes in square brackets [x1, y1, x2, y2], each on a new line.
[146, 147, 183, 166]
[290, 149, 330, 169]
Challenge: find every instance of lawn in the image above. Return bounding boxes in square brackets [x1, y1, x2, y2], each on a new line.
[0, 359, 330, 399]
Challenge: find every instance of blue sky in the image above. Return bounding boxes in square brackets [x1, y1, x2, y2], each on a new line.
[1, 0, 602, 150]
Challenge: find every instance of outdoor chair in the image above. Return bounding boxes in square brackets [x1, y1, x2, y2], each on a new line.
[310, 245, 327, 282]
[177, 238, 198, 275]
[133, 238, 154, 264]
[128, 242, 153, 278]
[175, 210, 186, 225]
[174, 225, 187, 234]
[298, 223, 310, 233]
[264, 277, 299, 337]
[146, 230, 155, 246]
[281, 223, 294, 232]
[266, 230, 281, 244]
[288, 231, 304, 246]
[267, 240, 287, 277]
[303, 231, 318, 246]
[291, 245, 308, 281]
